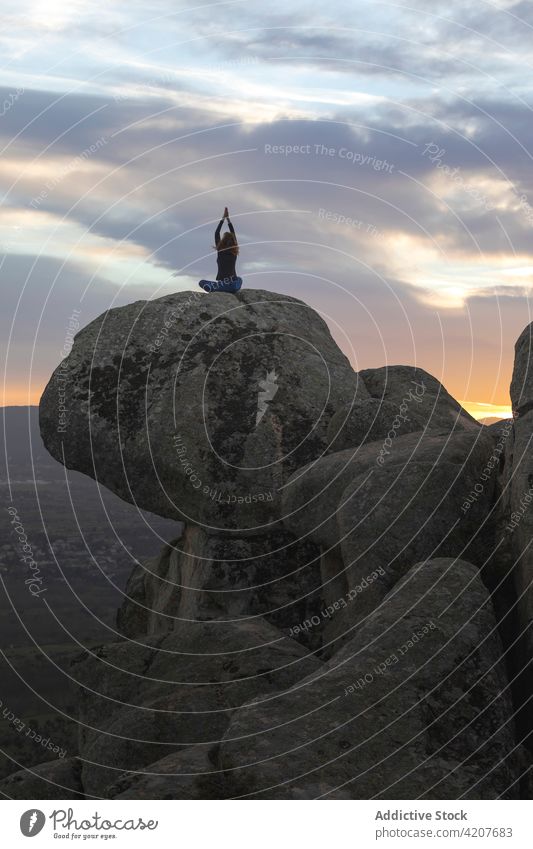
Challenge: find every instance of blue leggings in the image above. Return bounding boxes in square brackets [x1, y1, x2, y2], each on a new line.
[198, 276, 243, 293]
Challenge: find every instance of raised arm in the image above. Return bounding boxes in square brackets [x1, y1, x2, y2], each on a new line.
[226, 217, 235, 236]
[215, 219, 223, 245]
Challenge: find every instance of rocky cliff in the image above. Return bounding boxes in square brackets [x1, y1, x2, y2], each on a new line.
[6, 287, 530, 799]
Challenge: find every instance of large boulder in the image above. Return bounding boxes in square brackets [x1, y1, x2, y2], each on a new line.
[106, 746, 228, 799]
[326, 365, 478, 454]
[32, 290, 528, 800]
[510, 324, 533, 415]
[282, 429, 496, 640]
[327, 397, 420, 452]
[219, 558, 520, 799]
[336, 429, 496, 628]
[0, 757, 84, 799]
[39, 290, 364, 531]
[72, 618, 323, 796]
[505, 412, 533, 618]
[117, 525, 323, 650]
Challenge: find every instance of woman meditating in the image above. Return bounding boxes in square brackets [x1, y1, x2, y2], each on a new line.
[198, 207, 243, 293]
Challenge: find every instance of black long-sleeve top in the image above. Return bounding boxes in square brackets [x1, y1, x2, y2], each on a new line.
[215, 218, 237, 280]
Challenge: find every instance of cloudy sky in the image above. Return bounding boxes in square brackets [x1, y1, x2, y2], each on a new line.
[2, 0, 533, 417]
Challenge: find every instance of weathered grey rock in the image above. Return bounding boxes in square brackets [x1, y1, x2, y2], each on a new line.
[282, 429, 495, 640]
[39, 290, 364, 530]
[219, 558, 520, 799]
[502, 409, 533, 677]
[36, 292, 529, 798]
[0, 757, 84, 799]
[335, 429, 496, 629]
[106, 746, 227, 799]
[73, 618, 322, 796]
[117, 559, 152, 638]
[360, 365, 479, 433]
[477, 419, 515, 586]
[107, 732, 353, 801]
[328, 367, 479, 454]
[283, 429, 492, 550]
[117, 526, 323, 650]
[484, 418, 514, 444]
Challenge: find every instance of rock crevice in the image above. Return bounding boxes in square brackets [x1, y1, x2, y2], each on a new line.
[17, 289, 530, 799]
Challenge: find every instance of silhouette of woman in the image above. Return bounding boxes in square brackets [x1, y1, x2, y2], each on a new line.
[199, 207, 243, 293]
